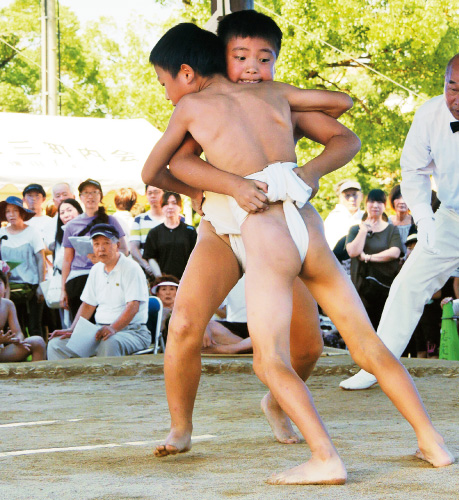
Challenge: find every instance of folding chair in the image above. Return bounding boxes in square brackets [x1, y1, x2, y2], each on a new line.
[133, 296, 164, 355]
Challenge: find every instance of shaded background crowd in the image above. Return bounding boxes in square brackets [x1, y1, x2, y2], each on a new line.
[0, 177, 456, 362]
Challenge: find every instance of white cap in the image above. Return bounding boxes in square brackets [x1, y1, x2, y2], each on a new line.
[152, 281, 179, 294]
[339, 180, 361, 194]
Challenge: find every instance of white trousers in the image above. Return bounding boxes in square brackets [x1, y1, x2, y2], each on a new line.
[370, 205, 459, 359]
[47, 323, 151, 360]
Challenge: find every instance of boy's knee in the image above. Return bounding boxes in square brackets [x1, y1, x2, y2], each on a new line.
[351, 339, 389, 374]
[30, 336, 46, 349]
[168, 315, 203, 348]
[291, 338, 323, 368]
[252, 350, 289, 381]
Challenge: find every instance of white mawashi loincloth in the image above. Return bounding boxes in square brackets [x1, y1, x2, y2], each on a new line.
[202, 162, 312, 270]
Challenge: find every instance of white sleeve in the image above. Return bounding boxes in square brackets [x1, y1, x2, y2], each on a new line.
[123, 261, 149, 303]
[80, 267, 98, 306]
[400, 109, 435, 223]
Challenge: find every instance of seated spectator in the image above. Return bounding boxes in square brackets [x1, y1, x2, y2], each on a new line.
[0, 197, 46, 338]
[346, 189, 403, 329]
[143, 192, 197, 279]
[152, 274, 180, 339]
[202, 277, 252, 355]
[22, 183, 55, 250]
[0, 271, 46, 362]
[130, 185, 165, 277]
[60, 179, 127, 321]
[48, 224, 150, 359]
[388, 184, 414, 254]
[113, 187, 137, 239]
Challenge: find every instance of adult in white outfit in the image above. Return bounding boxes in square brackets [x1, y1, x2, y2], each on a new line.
[340, 53, 459, 390]
[324, 179, 364, 251]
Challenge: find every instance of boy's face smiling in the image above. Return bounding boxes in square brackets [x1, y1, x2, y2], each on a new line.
[226, 36, 276, 84]
[155, 65, 194, 106]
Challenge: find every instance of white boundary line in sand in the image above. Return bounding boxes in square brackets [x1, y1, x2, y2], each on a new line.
[0, 435, 216, 458]
[0, 418, 83, 428]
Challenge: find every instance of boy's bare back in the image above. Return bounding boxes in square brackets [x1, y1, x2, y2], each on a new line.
[174, 76, 299, 177]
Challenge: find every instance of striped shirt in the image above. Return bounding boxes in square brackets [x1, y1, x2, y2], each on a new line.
[129, 212, 164, 254]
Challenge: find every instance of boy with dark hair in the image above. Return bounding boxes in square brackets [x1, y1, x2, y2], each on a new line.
[149, 22, 227, 78]
[143, 21, 453, 484]
[217, 8, 282, 55]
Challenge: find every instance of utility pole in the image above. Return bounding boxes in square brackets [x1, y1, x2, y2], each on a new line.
[207, 0, 253, 33]
[41, 0, 58, 115]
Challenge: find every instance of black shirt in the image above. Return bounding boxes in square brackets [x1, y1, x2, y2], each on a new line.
[143, 221, 197, 279]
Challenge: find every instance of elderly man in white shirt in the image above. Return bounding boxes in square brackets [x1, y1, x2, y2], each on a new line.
[324, 179, 364, 251]
[341, 53, 459, 390]
[47, 223, 151, 359]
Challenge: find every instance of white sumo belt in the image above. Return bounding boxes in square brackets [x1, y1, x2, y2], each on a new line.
[203, 162, 312, 269]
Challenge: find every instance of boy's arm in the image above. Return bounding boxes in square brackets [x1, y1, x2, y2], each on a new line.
[168, 135, 269, 214]
[279, 82, 353, 119]
[293, 111, 361, 197]
[141, 103, 203, 200]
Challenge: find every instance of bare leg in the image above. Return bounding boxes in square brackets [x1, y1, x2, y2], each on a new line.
[0, 332, 46, 362]
[299, 218, 454, 468]
[242, 206, 346, 485]
[203, 320, 245, 346]
[154, 221, 241, 457]
[28, 336, 47, 361]
[262, 204, 324, 445]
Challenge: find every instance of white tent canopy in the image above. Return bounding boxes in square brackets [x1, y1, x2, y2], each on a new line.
[0, 113, 162, 193]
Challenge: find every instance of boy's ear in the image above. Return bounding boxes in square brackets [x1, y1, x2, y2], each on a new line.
[179, 64, 196, 83]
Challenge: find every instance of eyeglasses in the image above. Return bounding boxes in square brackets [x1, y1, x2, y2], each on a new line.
[80, 191, 100, 197]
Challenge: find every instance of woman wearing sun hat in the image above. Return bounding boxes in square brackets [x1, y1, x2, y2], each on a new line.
[0, 196, 46, 338]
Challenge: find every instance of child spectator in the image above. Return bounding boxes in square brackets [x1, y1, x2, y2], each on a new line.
[0, 271, 46, 362]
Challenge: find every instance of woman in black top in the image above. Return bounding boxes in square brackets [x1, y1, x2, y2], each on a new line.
[346, 189, 404, 329]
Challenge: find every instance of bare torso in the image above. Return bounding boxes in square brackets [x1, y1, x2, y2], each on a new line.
[182, 77, 297, 177]
[0, 299, 11, 333]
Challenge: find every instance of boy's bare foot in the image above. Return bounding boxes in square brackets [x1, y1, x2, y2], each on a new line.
[266, 456, 347, 485]
[154, 429, 192, 457]
[261, 393, 300, 444]
[415, 438, 455, 467]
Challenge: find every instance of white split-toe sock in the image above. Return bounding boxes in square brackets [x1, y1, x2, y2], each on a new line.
[339, 370, 377, 390]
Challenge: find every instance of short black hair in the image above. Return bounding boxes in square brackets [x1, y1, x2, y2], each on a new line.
[150, 23, 226, 78]
[366, 189, 387, 204]
[217, 10, 283, 56]
[161, 191, 182, 208]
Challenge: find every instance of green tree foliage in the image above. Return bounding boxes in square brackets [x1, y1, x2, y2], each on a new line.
[2, 0, 458, 214]
[257, 0, 459, 213]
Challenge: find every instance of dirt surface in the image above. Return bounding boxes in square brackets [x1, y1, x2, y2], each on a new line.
[1, 355, 459, 500]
